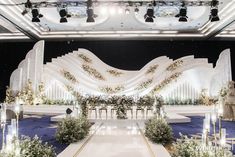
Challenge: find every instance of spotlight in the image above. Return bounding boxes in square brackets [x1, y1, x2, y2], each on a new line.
[210, 0, 219, 22]
[175, 2, 188, 22]
[31, 8, 43, 22]
[87, 0, 95, 22]
[109, 7, 116, 15]
[87, 8, 95, 22]
[144, 4, 155, 23]
[59, 8, 71, 23]
[134, 7, 139, 15]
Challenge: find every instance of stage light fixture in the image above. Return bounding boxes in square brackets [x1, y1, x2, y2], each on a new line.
[22, 0, 32, 15]
[59, 7, 71, 23]
[144, 4, 155, 23]
[210, 0, 219, 22]
[31, 8, 43, 22]
[134, 6, 139, 15]
[87, 0, 95, 22]
[175, 2, 188, 22]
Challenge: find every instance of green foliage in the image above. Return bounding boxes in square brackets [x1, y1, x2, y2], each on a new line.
[20, 135, 56, 157]
[56, 116, 91, 144]
[145, 116, 173, 145]
[171, 135, 233, 157]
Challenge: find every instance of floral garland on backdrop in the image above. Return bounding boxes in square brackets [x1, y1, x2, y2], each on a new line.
[99, 85, 125, 94]
[106, 69, 123, 77]
[166, 60, 183, 71]
[82, 64, 105, 81]
[78, 54, 92, 63]
[135, 78, 153, 90]
[61, 69, 78, 83]
[145, 64, 158, 74]
[151, 72, 182, 94]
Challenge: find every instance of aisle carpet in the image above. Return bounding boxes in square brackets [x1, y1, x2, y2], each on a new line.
[0, 115, 234, 155]
[170, 116, 235, 154]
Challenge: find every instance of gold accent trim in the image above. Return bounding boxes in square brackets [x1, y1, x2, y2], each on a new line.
[73, 123, 103, 157]
[136, 123, 156, 157]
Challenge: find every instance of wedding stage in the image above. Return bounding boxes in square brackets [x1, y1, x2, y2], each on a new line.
[5, 41, 234, 157]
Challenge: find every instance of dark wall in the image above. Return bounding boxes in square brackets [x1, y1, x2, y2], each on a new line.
[0, 40, 234, 101]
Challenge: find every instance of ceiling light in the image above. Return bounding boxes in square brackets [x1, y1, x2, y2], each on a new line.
[87, 0, 95, 22]
[31, 8, 43, 22]
[134, 7, 139, 15]
[59, 7, 71, 23]
[210, 0, 219, 22]
[175, 2, 188, 22]
[144, 4, 155, 23]
[87, 8, 95, 22]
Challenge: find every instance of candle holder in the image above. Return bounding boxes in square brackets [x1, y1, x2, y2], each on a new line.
[0, 106, 6, 152]
[14, 104, 20, 139]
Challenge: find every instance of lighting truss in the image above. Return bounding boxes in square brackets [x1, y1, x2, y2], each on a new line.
[0, 1, 217, 8]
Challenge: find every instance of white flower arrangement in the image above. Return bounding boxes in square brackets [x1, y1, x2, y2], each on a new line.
[171, 134, 233, 157]
[78, 53, 92, 63]
[151, 72, 182, 93]
[107, 69, 123, 77]
[146, 64, 158, 74]
[82, 64, 105, 80]
[61, 69, 77, 83]
[135, 78, 153, 90]
[166, 60, 183, 71]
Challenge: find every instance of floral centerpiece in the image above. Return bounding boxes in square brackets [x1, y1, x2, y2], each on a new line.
[136, 95, 155, 108]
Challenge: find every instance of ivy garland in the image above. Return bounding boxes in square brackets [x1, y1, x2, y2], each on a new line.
[151, 72, 182, 94]
[107, 69, 123, 77]
[61, 69, 77, 83]
[135, 78, 153, 90]
[82, 64, 105, 81]
[146, 64, 159, 74]
[166, 60, 183, 71]
[78, 54, 92, 63]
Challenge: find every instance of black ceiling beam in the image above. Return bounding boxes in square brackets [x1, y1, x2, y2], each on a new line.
[0, 14, 38, 41]
[207, 20, 235, 40]
[0, 1, 216, 8]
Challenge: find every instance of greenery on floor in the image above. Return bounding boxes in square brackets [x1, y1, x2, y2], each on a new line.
[56, 116, 91, 144]
[145, 116, 173, 146]
[171, 135, 233, 157]
[0, 135, 56, 157]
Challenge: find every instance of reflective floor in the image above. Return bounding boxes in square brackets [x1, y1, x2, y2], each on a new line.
[76, 122, 152, 157]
